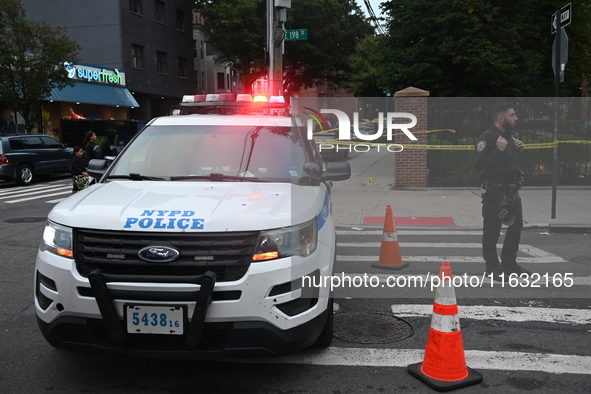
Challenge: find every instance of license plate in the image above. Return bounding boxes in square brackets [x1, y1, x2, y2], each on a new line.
[125, 305, 184, 335]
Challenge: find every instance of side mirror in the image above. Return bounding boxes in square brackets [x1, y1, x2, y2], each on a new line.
[87, 159, 107, 179]
[303, 162, 323, 179]
[321, 161, 351, 181]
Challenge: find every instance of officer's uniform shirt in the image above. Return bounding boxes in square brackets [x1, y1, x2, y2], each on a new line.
[474, 125, 522, 207]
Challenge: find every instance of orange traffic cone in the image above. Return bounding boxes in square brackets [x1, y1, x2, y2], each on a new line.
[69, 107, 85, 120]
[408, 261, 483, 391]
[371, 205, 408, 270]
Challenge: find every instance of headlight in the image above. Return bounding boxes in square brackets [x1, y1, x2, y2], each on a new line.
[252, 217, 318, 262]
[42, 220, 73, 258]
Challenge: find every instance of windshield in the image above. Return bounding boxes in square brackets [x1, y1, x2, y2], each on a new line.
[108, 124, 310, 183]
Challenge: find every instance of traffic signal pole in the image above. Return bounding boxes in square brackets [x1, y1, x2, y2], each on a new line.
[552, 21, 561, 219]
[267, 0, 290, 97]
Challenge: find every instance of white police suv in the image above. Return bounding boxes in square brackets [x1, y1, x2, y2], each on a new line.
[35, 94, 351, 357]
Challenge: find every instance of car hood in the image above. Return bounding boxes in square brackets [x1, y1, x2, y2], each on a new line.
[49, 181, 326, 232]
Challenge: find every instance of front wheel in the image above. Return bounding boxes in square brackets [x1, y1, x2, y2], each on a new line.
[314, 297, 333, 348]
[16, 164, 34, 185]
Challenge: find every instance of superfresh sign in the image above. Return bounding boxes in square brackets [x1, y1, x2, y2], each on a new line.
[63, 62, 126, 86]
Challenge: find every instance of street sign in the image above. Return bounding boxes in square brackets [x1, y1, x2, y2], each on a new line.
[285, 29, 308, 41]
[551, 3, 572, 34]
[552, 28, 568, 82]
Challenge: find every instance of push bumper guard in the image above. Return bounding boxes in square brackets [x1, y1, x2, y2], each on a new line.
[87, 269, 217, 347]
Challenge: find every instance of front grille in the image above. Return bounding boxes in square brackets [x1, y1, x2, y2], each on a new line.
[75, 229, 259, 282]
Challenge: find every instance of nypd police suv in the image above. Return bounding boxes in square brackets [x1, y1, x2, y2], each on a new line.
[35, 93, 350, 357]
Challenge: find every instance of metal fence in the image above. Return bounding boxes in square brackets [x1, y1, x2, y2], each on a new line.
[426, 98, 591, 187]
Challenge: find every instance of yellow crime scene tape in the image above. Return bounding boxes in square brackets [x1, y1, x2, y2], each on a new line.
[314, 135, 591, 150]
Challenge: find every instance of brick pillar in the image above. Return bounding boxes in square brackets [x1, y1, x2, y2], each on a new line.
[394, 87, 429, 189]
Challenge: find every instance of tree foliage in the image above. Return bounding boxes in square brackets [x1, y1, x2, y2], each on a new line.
[0, 0, 80, 129]
[347, 0, 591, 97]
[194, 0, 373, 96]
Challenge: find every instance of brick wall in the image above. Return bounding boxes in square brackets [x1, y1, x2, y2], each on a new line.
[394, 87, 429, 189]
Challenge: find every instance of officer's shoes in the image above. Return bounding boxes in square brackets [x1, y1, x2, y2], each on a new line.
[485, 268, 504, 282]
[501, 262, 532, 276]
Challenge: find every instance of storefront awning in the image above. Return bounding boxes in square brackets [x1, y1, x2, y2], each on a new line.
[47, 82, 140, 107]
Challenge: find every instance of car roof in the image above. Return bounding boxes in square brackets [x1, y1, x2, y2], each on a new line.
[0, 134, 55, 138]
[150, 114, 299, 127]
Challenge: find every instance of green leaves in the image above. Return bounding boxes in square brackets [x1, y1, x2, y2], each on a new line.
[0, 0, 80, 129]
[193, 0, 373, 96]
[350, 0, 591, 97]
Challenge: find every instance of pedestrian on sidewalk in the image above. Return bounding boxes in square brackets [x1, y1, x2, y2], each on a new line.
[71, 146, 89, 194]
[474, 102, 531, 280]
[100, 128, 118, 159]
[82, 130, 100, 165]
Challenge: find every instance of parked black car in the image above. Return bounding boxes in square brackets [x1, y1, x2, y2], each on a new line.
[0, 134, 73, 185]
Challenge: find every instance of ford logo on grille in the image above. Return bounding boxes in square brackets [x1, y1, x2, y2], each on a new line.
[138, 246, 180, 263]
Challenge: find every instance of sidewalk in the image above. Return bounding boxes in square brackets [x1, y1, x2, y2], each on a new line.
[330, 151, 591, 231]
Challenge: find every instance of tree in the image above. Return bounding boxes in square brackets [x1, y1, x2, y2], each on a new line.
[0, 0, 80, 130]
[347, 0, 591, 97]
[193, 0, 373, 97]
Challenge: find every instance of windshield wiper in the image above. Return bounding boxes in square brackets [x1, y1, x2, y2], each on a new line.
[107, 173, 165, 181]
[170, 173, 262, 182]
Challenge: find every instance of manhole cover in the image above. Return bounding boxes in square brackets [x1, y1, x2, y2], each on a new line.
[572, 256, 591, 266]
[334, 311, 414, 344]
[4, 217, 47, 223]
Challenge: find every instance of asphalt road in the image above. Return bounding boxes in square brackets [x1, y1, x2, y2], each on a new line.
[1, 176, 591, 393]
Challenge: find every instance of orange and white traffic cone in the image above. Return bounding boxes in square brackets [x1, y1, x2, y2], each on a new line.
[408, 261, 482, 391]
[371, 205, 408, 270]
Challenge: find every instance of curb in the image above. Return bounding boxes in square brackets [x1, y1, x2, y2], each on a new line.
[523, 223, 591, 233]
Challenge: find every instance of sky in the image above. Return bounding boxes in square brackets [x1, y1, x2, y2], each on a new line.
[356, 0, 384, 19]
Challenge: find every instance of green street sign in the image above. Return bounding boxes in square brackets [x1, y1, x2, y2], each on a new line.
[285, 29, 308, 41]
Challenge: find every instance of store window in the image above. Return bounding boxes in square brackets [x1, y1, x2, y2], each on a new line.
[157, 51, 167, 74]
[132, 44, 144, 69]
[176, 9, 185, 31]
[130, 0, 142, 15]
[155, 0, 165, 23]
[178, 57, 187, 78]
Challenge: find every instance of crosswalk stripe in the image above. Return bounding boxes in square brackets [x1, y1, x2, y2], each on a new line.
[333, 273, 591, 286]
[4, 189, 72, 203]
[236, 347, 591, 375]
[337, 255, 565, 263]
[390, 304, 591, 325]
[46, 198, 68, 204]
[0, 182, 70, 198]
[337, 230, 484, 236]
[338, 243, 556, 258]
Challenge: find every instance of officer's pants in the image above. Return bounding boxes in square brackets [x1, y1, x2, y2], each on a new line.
[481, 192, 523, 271]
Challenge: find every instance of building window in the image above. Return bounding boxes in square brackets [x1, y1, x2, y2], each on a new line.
[202, 71, 205, 91]
[157, 51, 167, 74]
[176, 9, 185, 31]
[217, 72, 224, 90]
[178, 57, 186, 78]
[132, 44, 144, 69]
[130, 0, 142, 14]
[193, 40, 197, 58]
[200, 41, 204, 59]
[155, 0, 165, 23]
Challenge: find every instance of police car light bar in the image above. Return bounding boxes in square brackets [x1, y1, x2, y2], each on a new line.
[253, 95, 269, 102]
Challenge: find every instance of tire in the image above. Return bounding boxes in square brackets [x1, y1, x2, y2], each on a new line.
[16, 164, 34, 185]
[314, 297, 333, 348]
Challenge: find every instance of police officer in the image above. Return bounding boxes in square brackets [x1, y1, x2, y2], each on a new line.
[474, 102, 531, 280]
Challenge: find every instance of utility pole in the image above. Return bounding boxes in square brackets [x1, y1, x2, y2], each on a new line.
[267, 0, 290, 96]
